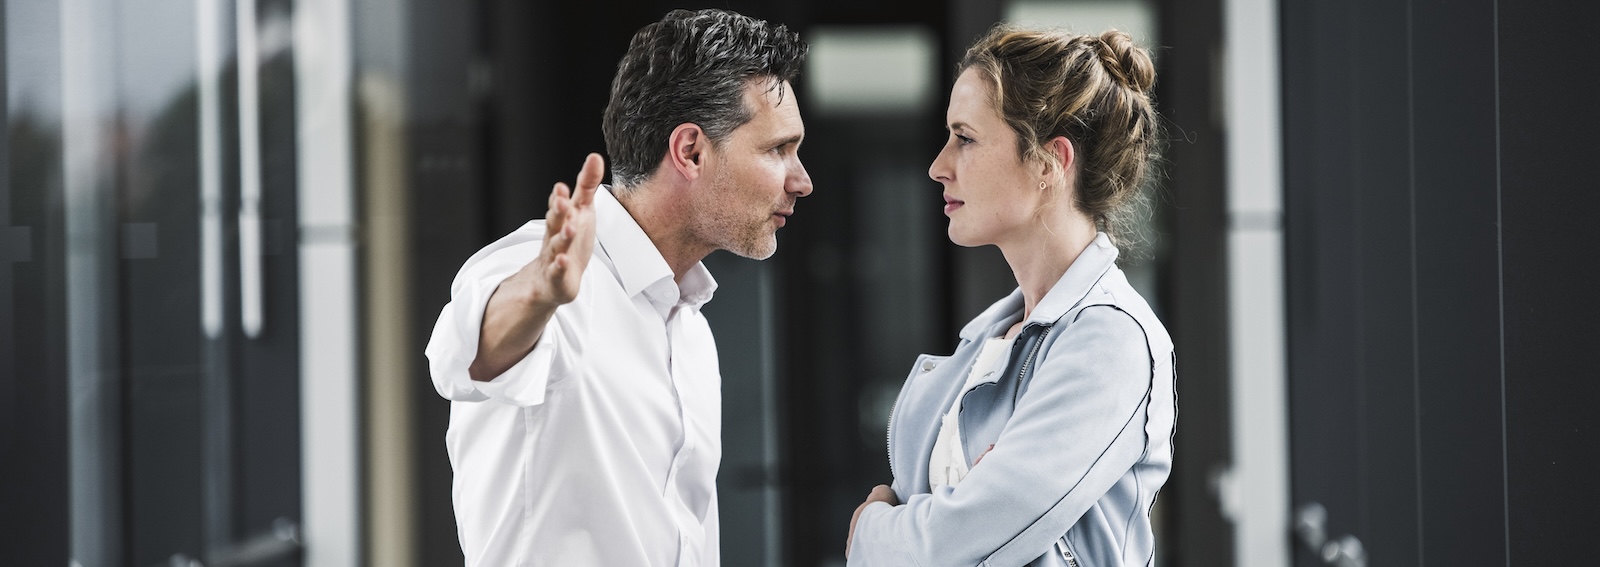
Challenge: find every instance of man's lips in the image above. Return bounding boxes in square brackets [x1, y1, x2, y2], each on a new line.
[773, 209, 793, 227]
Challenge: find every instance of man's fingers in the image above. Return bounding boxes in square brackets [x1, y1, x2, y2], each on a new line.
[546, 226, 568, 254]
[545, 183, 571, 236]
[547, 223, 580, 257]
[572, 153, 605, 207]
[534, 159, 598, 304]
[546, 254, 568, 283]
[548, 182, 571, 210]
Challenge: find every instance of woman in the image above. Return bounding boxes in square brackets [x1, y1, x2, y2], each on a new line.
[845, 26, 1175, 566]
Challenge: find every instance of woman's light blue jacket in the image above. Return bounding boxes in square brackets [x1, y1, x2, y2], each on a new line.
[848, 234, 1177, 567]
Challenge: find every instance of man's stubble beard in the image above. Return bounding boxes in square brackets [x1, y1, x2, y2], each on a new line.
[699, 166, 779, 260]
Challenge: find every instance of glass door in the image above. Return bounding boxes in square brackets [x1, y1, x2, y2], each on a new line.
[5, 0, 305, 565]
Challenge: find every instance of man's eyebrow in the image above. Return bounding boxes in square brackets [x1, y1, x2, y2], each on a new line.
[766, 134, 804, 147]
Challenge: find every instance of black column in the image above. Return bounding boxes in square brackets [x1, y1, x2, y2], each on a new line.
[1499, 0, 1600, 563]
[0, 4, 72, 562]
[1283, 0, 1600, 563]
[1158, 0, 1234, 562]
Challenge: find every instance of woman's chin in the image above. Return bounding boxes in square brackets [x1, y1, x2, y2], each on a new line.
[946, 226, 986, 248]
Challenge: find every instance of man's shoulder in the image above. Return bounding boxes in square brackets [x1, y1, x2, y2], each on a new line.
[462, 220, 547, 266]
[494, 219, 549, 249]
[446, 220, 551, 296]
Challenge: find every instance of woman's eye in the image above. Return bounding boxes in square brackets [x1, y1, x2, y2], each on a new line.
[956, 134, 974, 146]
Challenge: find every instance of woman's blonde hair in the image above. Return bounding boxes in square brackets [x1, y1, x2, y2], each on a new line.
[959, 25, 1161, 248]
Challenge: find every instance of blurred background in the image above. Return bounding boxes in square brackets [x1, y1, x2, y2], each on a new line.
[2, 0, 1595, 566]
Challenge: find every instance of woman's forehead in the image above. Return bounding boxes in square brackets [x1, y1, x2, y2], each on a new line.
[947, 71, 1001, 126]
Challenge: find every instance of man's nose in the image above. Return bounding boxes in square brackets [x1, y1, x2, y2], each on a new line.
[790, 161, 814, 197]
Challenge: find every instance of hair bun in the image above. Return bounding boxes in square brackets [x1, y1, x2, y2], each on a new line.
[1096, 30, 1155, 94]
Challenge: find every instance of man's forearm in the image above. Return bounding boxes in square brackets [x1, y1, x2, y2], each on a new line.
[467, 153, 602, 383]
[468, 271, 561, 382]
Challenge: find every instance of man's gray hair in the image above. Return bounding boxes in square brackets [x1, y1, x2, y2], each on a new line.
[602, 9, 807, 190]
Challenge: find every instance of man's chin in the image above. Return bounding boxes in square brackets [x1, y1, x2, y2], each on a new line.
[725, 236, 778, 260]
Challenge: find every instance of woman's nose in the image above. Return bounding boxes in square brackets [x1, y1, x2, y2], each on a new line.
[929, 144, 953, 183]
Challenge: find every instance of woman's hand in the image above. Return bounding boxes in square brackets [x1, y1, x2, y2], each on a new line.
[846, 485, 899, 559]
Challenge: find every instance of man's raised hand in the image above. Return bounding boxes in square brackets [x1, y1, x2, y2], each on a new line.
[467, 153, 604, 382]
[531, 153, 604, 305]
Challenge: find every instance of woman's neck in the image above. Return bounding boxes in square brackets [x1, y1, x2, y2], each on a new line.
[997, 216, 1098, 323]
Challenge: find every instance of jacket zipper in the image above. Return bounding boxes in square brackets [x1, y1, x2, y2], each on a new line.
[1057, 540, 1081, 567]
[886, 392, 898, 475]
[1018, 325, 1045, 376]
[886, 361, 917, 478]
[1013, 324, 1047, 405]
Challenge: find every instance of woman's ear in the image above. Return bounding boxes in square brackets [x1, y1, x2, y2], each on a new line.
[667, 123, 707, 181]
[1044, 136, 1075, 180]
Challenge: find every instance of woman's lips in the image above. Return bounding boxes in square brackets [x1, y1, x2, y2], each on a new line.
[943, 195, 964, 215]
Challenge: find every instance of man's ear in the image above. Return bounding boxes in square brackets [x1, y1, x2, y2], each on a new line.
[667, 123, 707, 181]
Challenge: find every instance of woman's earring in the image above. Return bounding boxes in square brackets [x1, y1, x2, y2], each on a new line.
[1039, 181, 1048, 191]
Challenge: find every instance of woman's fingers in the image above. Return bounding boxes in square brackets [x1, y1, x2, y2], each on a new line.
[868, 484, 898, 506]
[973, 444, 996, 466]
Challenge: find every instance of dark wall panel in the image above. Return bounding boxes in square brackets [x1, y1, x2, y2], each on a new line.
[1349, 0, 1421, 561]
[1410, 0, 1506, 563]
[1158, 0, 1234, 561]
[407, 1, 485, 564]
[1286, 0, 1598, 564]
[1498, 0, 1600, 563]
[1, 8, 72, 562]
[1282, 0, 1416, 561]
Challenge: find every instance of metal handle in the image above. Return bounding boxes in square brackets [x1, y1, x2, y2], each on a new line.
[209, 518, 303, 567]
[1294, 502, 1329, 550]
[1320, 534, 1367, 567]
[197, 0, 224, 339]
[1294, 502, 1366, 567]
[235, 0, 263, 338]
[154, 518, 302, 567]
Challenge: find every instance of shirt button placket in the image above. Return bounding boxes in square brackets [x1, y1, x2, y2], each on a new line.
[664, 304, 698, 567]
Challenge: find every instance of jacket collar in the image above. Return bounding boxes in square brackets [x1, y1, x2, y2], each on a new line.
[957, 232, 1120, 341]
[593, 186, 718, 309]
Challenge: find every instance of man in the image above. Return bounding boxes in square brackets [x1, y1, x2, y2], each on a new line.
[424, 8, 810, 566]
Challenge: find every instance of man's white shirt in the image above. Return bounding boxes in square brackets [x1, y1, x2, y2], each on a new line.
[425, 187, 722, 567]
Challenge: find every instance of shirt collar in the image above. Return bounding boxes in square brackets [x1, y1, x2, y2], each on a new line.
[593, 186, 718, 309]
[957, 232, 1120, 340]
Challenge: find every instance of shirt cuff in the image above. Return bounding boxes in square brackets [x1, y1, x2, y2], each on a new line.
[472, 317, 560, 406]
[427, 272, 570, 407]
